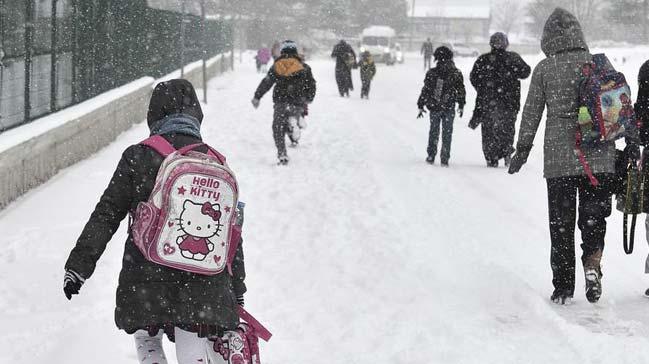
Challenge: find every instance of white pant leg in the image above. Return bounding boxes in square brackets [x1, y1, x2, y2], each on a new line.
[134, 330, 168, 364]
[174, 328, 208, 364]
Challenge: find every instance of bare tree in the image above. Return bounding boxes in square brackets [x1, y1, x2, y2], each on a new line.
[492, 0, 525, 34]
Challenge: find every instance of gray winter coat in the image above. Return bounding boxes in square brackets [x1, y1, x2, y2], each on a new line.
[516, 8, 616, 179]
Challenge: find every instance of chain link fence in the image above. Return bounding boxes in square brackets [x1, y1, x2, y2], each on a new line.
[0, 0, 232, 132]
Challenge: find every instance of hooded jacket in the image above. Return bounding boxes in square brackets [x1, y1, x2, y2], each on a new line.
[254, 54, 317, 105]
[417, 60, 466, 112]
[635, 60, 649, 146]
[469, 49, 530, 122]
[515, 8, 623, 179]
[65, 79, 246, 335]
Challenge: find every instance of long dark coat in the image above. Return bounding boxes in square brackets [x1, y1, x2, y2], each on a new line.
[469, 49, 531, 128]
[331, 41, 356, 95]
[635, 60, 649, 147]
[65, 80, 246, 336]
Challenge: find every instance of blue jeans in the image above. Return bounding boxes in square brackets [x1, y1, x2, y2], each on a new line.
[428, 110, 455, 163]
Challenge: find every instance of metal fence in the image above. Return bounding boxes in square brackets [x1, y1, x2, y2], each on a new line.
[0, 0, 232, 131]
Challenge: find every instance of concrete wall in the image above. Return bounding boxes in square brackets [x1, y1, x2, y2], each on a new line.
[0, 53, 232, 210]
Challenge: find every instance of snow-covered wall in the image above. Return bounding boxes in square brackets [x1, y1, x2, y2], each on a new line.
[0, 52, 233, 210]
[0, 77, 153, 210]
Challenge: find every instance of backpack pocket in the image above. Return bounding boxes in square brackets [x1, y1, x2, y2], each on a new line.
[131, 201, 160, 259]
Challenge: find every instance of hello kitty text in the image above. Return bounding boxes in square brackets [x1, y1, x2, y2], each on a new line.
[182, 176, 222, 200]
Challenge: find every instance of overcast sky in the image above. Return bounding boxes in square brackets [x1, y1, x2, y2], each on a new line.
[412, 0, 532, 7]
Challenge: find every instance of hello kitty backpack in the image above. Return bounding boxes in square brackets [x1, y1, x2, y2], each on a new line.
[130, 135, 241, 275]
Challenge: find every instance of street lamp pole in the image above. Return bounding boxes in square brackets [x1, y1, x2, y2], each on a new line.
[201, 0, 207, 103]
[409, 0, 416, 52]
[180, 0, 186, 78]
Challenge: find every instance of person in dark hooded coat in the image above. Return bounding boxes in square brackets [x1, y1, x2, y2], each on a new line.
[252, 40, 317, 165]
[633, 60, 649, 297]
[63, 79, 247, 362]
[417, 46, 466, 166]
[469, 32, 531, 167]
[508, 8, 640, 305]
[331, 40, 357, 97]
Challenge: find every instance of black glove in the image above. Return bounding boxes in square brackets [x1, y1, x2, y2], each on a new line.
[251, 98, 260, 109]
[236, 294, 245, 307]
[64, 269, 85, 300]
[417, 108, 427, 119]
[458, 107, 464, 118]
[508, 146, 532, 174]
[625, 144, 641, 162]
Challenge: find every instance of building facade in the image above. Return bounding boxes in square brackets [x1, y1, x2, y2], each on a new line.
[408, 5, 491, 44]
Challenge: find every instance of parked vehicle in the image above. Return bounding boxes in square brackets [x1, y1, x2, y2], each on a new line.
[360, 26, 398, 65]
[444, 43, 480, 57]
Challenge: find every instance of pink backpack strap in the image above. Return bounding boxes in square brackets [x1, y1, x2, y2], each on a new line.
[176, 143, 227, 165]
[141, 135, 176, 157]
[574, 131, 600, 187]
[227, 225, 242, 276]
[238, 306, 272, 342]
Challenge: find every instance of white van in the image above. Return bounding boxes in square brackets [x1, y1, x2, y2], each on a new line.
[359, 26, 397, 65]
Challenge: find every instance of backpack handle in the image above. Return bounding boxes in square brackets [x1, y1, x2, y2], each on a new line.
[237, 306, 272, 342]
[176, 143, 227, 164]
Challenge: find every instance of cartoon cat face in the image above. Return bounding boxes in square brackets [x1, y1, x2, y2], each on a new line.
[178, 200, 222, 239]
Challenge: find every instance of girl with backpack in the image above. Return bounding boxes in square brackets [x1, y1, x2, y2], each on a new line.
[63, 79, 249, 363]
[508, 8, 640, 305]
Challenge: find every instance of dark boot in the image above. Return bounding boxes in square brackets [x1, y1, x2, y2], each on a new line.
[550, 289, 573, 305]
[584, 268, 602, 303]
[583, 249, 603, 303]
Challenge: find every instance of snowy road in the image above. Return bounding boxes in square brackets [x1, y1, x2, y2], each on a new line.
[3, 49, 649, 363]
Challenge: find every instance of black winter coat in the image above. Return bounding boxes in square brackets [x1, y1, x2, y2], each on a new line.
[254, 54, 316, 106]
[65, 133, 247, 335]
[635, 60, 649, 147]
[469, 50, 530, 124]
[66, 80, 245, 336]
[331, 41, 357, 71]
[359, 58, 376, 82]
[417, 60, 466, 112]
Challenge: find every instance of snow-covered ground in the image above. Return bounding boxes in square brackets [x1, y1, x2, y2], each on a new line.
[3, 48, 649, 363]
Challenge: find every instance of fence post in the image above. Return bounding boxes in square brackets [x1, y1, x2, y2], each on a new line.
[50, 0, 58, 112]
[24, 0, 35, 122]
[201, 0, 207, 103]
[180, 0, 186, 78]
[0, 0, 5, 128]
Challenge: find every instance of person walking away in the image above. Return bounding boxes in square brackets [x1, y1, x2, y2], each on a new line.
[417, 46, 466, 167]
[634, 59, 649, 296]
[252, 40, 317, 165]
[63, 79, 249, 363]
[469, 32, 530, 168]
[331, 40, 357, 97]
[255, 46, 272, 73]
[508, 8, 640, 305]
[271, 41, 281, 61]
[359, 51, 376, 99]
[421, 37, 434, 71]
